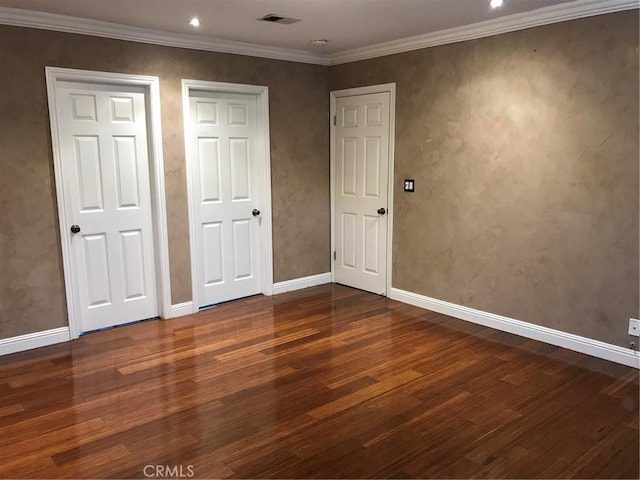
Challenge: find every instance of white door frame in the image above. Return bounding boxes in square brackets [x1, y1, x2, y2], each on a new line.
[182, 79, 274, 312]
[45, 66, 173, 338]
[330, 83, 396, 295]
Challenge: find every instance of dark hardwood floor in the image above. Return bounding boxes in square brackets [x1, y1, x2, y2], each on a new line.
[0, 284, 638, 479]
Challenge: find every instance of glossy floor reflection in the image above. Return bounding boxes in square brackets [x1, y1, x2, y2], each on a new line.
[0, 284, 638, 479]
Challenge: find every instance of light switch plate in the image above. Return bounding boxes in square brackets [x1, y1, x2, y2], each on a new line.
[404, 179, 415, 192]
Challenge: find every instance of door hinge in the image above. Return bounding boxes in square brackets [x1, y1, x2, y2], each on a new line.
[333, 115, 336, 126]
[333, 250, 336, 261]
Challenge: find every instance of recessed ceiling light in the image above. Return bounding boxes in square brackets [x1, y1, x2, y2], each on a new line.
[490, 0, 504, 8]
[188, 17, 200, 27]
[310, 39, 329, 46]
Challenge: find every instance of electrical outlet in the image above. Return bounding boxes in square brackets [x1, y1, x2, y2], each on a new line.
[628, 318, 640, 337]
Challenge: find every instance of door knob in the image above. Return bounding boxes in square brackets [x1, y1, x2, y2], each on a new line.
[377, 208, 386, 215]
[70, 225, 81, 234]
[252, 209, 261, 217]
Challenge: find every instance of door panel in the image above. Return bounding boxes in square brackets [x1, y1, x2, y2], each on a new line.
[363, 215, 380, 274]
[110, 96, 135, 122]
[342, 138, 357, 196]
[75, 136, 103, 211]
[334, 92, 391, 295]
[71, 93, 97, 121]
[83, 233, 111, 307]
[56, 82, 158, 332]
[199, 138, 222, 202]
[364, 137, 381, 197]
[230, 138, 250, 200]
[189, 91, 262, 307]
[114, 137, 141, 209]
[203, 222, 224, 285]
[232, 219, 253, 279]
[228, 103, 248, 125]
[120, 229, 146, 300]
[342, 213, 357, 269]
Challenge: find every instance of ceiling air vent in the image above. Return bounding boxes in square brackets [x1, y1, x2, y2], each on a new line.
[258, 14, 301, 25]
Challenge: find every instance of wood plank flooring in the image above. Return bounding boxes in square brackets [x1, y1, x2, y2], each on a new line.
[0, 284, 638, 479]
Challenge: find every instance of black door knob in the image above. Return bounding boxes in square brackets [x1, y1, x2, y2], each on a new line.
[70, 225, 81, 234]
[252, 209, 261, 217]
[377, 208, 386, 215]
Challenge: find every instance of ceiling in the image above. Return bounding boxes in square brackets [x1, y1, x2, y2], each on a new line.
[0, 0, 583, 55]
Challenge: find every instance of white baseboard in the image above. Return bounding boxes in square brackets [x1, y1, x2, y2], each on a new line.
[273, 272, 332, 295]
[0, 327, 71, 356]
[171, 273, 332, 315]
[169, 301, 195, 318]
[0, 301, 195, 355]
[389, 288, 640, 369]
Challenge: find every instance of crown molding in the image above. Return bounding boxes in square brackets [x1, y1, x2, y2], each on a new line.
[0, 0, 637, 67]
[0, 7, 331, 66]
[328, 0, 639, 65]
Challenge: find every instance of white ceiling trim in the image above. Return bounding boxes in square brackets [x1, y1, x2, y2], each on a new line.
[0, 0, 637, 67]
[328, 0, 640, 65]
[0, 7, 331, 65]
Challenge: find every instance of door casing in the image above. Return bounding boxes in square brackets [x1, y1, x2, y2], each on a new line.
[182, 80, 274, 312]
[330, 83, 396, 295]
[45, 66, 172, 338]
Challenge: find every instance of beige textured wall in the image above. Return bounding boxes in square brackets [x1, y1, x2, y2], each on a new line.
[1, 11, 638, 348]
[331, 11, 639, 347]
[0, 26, 330, 339]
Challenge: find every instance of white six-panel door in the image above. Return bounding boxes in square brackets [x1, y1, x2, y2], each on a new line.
[55, 82, 158, 333]
[334, 92, 391, 295]
[188, 91, 262, 307]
